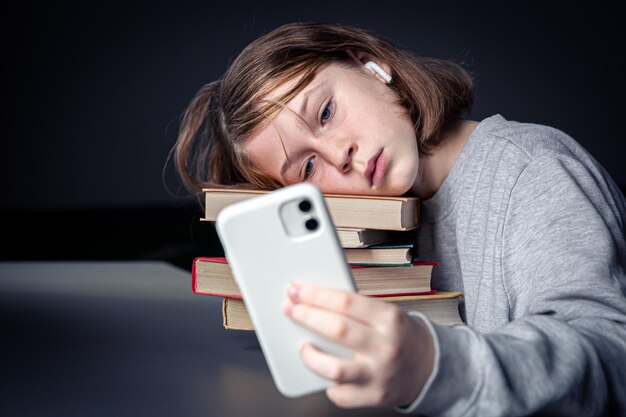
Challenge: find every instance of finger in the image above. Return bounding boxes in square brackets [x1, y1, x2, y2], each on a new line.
[300, 342, 370, 384]
[285, 299, 375, 351]
[326, 384, 389, 408]
[288, 283, 396, 328]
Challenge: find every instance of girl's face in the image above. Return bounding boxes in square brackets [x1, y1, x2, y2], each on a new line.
[244, 63, 419, 196]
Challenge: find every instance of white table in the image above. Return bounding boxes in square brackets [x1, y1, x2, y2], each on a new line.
[0, 261, 399, 416]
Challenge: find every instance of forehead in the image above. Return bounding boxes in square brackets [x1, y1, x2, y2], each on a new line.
[252, 63, 361, 138]
[247, 63, 348, 137]
[243, 63, 361, 180]
[264, 63, 347, 105]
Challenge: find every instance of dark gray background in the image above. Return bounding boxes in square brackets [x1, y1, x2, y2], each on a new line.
[2, 1, 624, 265]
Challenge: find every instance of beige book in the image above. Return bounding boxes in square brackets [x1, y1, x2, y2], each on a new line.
[193, 257, 436, 298]
[201, 187, 420, 230]
[343, 244, 414, 266]
[222, 292, 465, 330]
[336, 227, 395, 248]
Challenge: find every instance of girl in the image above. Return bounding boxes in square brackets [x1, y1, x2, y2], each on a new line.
[172, 22, 626, 416]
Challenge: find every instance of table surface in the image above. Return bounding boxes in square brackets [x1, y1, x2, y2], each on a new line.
[0, 261, 401, 417]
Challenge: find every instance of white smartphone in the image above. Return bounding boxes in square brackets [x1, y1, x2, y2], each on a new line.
[215, 182, 357, 398]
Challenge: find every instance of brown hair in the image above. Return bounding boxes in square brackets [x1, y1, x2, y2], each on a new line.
[169, 22, 474, 197]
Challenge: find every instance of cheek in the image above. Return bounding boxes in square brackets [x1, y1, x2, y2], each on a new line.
[395, 122, 419, 163]
[314, 170, 369, 195]
[243, 144, 281, 180]
[397, 138, 419, 174]
[314, 176, 348, 194]
[399, 152, 420, 185]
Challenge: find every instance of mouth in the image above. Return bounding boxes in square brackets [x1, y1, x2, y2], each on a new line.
[365, 149, 386, 187]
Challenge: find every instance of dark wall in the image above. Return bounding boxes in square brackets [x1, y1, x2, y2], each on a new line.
[2, 2, 625, 266]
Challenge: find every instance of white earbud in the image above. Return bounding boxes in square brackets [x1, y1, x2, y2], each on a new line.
[364, 61, 392, 83]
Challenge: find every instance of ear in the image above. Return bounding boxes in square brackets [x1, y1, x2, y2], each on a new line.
[347, 50, 393, 83]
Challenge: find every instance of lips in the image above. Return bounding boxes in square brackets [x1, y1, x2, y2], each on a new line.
[365, 149, 386, 187]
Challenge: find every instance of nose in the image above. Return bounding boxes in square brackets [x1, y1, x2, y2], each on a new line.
[324, 141, 356, 174]
[341, 144, 356, 173]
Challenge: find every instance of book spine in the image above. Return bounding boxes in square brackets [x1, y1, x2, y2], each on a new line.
[191, 257, 199, 294]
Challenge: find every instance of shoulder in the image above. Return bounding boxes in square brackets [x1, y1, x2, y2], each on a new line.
[473, 113, 589, 163]
[467, 114, 625, 222]
[470, 114, 616, 197]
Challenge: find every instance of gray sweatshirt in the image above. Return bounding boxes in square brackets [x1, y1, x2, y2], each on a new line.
[398, 114, 626, 416]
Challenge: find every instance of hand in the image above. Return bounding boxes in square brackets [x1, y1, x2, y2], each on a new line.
[283, 283, 435, 408]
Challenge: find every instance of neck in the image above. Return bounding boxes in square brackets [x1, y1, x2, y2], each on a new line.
[411, 119, 479, 199]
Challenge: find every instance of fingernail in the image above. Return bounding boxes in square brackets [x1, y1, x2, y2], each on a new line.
[288, 284, 300, 301]
[283, 300, 293, 317]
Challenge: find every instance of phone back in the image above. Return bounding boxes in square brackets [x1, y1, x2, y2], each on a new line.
[215, 183, 356, 398]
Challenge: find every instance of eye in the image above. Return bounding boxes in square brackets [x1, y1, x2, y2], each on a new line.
[319, 100, 334, 126]
[303, 156, 316, 180]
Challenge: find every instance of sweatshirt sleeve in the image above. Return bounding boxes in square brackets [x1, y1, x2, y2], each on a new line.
[397, 154, 626, 416]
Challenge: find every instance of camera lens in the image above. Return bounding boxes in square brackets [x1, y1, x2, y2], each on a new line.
[298, 199, 312, 212]
[305, 218, 319, 231]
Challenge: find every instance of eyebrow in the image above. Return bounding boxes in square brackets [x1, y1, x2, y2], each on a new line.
[279, 86, 320, 181]
[280, 157, 293, 181]
[298, 85, 321, 121]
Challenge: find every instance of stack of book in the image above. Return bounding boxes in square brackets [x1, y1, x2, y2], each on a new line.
[192, 187, 465, 330]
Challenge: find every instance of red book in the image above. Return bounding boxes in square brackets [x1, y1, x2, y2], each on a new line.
[192, 256, 438, 299]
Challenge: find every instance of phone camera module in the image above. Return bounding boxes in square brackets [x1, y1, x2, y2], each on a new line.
[298, 199, 312, 212]
[305, 218, 319, 231]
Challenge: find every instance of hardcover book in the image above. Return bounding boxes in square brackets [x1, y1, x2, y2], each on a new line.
[336, 227, 395, 248]
[201, 187, 420, 230]
[223, 292, 465, 330]
[343, 244, 414, 266]
[192, 256, 437, 299]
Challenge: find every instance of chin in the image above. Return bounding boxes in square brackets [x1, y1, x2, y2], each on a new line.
[385, 185, 413, 196]
[368, 182, 409, 196]
[381, 170, 418, 196]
